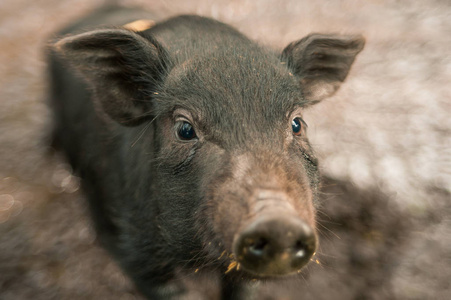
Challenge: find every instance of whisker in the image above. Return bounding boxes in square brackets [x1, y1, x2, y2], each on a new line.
[130, 113, 160, 148]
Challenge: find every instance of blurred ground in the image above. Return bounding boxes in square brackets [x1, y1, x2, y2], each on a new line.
[0, 0, 450, 299]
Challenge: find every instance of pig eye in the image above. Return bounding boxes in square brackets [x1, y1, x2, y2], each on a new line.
[177, 121, 197, 140]
[292, 118, 303, 136]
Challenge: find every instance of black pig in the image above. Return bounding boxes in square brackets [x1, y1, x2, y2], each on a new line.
[49, 6, 364, 299]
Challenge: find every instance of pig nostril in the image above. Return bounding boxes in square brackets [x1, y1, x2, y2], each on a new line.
[234, 216, 317, 276]
[249, 237, 268, 257]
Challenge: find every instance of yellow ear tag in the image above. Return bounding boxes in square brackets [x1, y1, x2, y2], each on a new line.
[123, 19, 155, 32]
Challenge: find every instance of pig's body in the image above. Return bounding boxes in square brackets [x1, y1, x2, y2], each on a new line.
[49, 6, 364, 299]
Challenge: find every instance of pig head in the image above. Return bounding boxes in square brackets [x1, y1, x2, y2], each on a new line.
[52, 14, 364, 296]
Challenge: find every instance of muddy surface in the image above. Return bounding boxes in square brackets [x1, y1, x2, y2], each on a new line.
[0, 0, 450, 299]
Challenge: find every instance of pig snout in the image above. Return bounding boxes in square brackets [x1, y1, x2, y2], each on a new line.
[233, 199, 317, 276]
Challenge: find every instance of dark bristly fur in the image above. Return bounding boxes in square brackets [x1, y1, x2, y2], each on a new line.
[49, 6, 364, 299]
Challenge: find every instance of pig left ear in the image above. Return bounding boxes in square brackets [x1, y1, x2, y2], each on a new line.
[53, 28, 169, 126]
[281, 34, 365, 102]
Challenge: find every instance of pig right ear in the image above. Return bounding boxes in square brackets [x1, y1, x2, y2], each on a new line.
[54, 29, 169, 126]
[281, 34, 365, 103]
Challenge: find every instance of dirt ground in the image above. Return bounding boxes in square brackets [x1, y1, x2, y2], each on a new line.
[0, 0, 450, 299]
